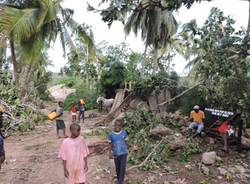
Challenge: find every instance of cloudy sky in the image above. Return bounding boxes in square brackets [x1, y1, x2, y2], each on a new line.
[48, 0, 249, 75]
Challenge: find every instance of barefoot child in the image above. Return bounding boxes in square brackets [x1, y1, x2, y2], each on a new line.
[0, 131, 5, 170]
[108, 120, 128, 184]
[59, 123, 89, 184]
[70, 103, 78, 123]
[56, 101, 67, 138]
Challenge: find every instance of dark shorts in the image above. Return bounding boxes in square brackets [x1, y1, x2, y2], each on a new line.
[56, 120, 65, 130]
[0, 137, 4, 156]
[79, 111, 85, 119]
[0, 151, 4, 157]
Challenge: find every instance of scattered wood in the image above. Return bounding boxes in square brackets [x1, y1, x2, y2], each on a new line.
[95, 93, 134, 126]
[127, 136, 167, 171]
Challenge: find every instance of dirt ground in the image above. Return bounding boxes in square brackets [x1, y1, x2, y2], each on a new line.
[0, 110, 250, 184]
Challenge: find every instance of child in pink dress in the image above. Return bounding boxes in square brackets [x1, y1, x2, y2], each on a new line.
[59, 123, 89, 184]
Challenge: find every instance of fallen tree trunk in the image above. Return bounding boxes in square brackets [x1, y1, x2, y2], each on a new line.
[95, 93, 134, 126]
[158, 81, 204, 106]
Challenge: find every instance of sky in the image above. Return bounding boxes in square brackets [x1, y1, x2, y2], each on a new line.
[47, 0, 249, 75]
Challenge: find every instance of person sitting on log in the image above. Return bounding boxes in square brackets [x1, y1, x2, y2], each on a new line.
[188, 105, 205, 137]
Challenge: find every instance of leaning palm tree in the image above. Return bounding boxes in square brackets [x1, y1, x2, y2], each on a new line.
[124, 4, 178, 75]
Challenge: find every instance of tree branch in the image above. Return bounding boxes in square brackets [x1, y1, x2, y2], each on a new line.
[127, 136, 167, 171]
[158, 81, 204, 106]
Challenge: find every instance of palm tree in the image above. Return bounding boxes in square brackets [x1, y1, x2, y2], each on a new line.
[0, 0, 96, 99]
[124, 5, 178, 75]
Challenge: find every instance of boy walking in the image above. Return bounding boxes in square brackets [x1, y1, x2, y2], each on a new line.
[56, 101, 67, 138]
[108, 120, 128, 184]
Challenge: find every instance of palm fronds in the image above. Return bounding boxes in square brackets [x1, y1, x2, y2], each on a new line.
[0, 6, 39, 40]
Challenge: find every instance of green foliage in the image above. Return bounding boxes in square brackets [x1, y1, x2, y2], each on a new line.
[125, 52, 141, 82]
[180, 8, 250, 123]
[89, 0, 202, 27]
[179, 138, 202, 162]
[100, 62, 126, 98]
[124, 107, 171, 170]
[58, 76, 76, 88]
[0, 71, 18, 104]
[180, 87, 206, 115]
[0, 71, 47, 135]
[56, 76, 98, 110]
[133, 71, 179, 101]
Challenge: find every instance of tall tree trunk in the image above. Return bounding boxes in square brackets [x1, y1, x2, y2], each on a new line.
[141, 45, 147, 76]
[20, 64, 32, 101]
[0, 57, 3, 71]
[10, 40, 19, 84]
[152, 48, 158, 75]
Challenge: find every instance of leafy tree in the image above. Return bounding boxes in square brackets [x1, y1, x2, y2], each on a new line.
[88, 0, 211, 27]
[126, 52, 141, 82]
[180, 8, 250, 120]
[124, 6, 177, 74]
[100, 61, 126, 98]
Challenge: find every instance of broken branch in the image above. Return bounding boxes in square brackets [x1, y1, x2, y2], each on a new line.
[158, 81, 204, 106]
[127, 136, 167, 171]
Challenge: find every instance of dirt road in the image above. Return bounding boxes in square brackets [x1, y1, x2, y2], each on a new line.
[1, 110, 250, 184]
[0, 111, 115, 184]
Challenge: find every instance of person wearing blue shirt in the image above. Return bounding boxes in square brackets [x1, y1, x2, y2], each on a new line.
[108, 120, 128, 184]
[0, 131, 5, 170]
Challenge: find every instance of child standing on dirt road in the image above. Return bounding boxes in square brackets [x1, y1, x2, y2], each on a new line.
[59, 123, 89, 184]
[78, 99, 85, 123]
[108, 120, 128, 184]
[70, 103, 78, 123]
[56, 101, 67, 138]
[0, 131, 5, 170]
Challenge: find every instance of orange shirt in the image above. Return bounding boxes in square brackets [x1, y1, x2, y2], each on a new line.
[190, 110, 205, 123]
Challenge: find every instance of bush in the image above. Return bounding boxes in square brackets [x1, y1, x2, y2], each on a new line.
[123, 106, 172, 170]
[63, 78, 98, 111]
[179, 138, 202, 162]
[58, 76, 76, 88]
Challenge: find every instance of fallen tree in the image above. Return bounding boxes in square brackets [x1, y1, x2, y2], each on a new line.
[158, 81, 204, 106]
[0, 99, 45, 137]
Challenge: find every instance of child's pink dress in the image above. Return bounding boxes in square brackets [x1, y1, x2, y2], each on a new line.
[59, 136, 89, 184]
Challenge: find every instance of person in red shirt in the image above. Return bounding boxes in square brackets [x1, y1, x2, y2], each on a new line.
[70, 103, 78, 123]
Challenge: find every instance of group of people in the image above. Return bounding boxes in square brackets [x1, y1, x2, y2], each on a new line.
[0, 102, 241, 184]
[55, 99, 85, 138]
[55, 98, 128, 184]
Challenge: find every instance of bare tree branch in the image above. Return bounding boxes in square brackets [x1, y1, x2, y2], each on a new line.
[158, 81, 204, 106]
